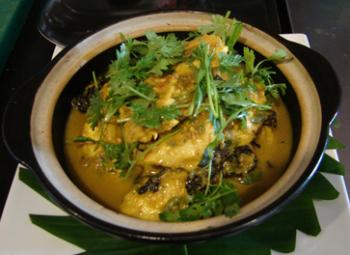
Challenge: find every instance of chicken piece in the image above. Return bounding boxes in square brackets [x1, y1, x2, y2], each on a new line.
[81, 122, 122, 157]
[123, 120, 158, 143]
[119, 170, 188, 221]
[145, 75, 178, 107]
[118, 106, 132, 119]
[185, 34, 228, 68]
[143, 113, 215, 171]
[145, 62, 196, 107]
[123, 115, 179, 144]
[224, 110, 263, 147]
[249, 82, 267, 104]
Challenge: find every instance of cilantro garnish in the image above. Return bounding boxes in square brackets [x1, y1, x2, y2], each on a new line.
[160, 181, 240, 221]
[131, 103, 180, 129]
[73, 136, 137, 175]
[86, 92, 104, 129]
[77, 12, 292, 221]
[199, 11, 243, 50]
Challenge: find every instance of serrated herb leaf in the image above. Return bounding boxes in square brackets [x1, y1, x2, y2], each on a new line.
[86, 92, 104, 129]
[219, 53, 244, 71]
[73, 135, 136, 175]
[73, 136, 97, 143]
[243, 47, 255, 74]
[131, 103, 180, 128]
[265, 83, 287, 99]
[160, 181, 240, 222]
[199, 12, 231, 42]
[199, 11, 242, 51]
[269, 49, 289, 62]
[226, 19, 243, 50]
[240, 170, 263, 185]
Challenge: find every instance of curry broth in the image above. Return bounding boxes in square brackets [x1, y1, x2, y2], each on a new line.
[232, 100, 293, 204]
[64, 110, 134, 212]
[64, 99, 292, 218]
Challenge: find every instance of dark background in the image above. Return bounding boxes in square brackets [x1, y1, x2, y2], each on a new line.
[286, 0, 350, 193]
[0, 0, 349, 218]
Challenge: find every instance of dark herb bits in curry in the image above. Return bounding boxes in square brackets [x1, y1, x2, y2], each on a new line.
[64, 12, 293, 222]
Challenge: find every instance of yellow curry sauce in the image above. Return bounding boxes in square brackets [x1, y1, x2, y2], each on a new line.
[64, 31, 293, 221]
[64, 100, 292, 221]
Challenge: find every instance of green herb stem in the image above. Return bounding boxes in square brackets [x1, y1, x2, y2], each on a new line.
[205, 159, 213, 194]
[124, 84, 154, 101]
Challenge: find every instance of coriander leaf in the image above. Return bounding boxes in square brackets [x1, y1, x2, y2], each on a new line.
[243, 47, 255, 74]
[150, 58, 172, 76]
[226, 19, 243, 50]
[73, 136, 97, 143]
[108, 43, 133, 93]
[221, 93, 252, 107]
[269, 48, 289, 62]
[219, 53, 244, 71]
[151, 32, 183, 58]
[255, 66, 275, 84]
[253, 49, 290, 77]
[188, 77, 205, 116]
[115, 143, 137, 172]
[199, 11, 243, 52]
[86, 92, 104, 129]
[192, 42, 219, 118]
[199, 13, 230, 41]
[102, 143, 124, 163]
[239, 170, 263, 185]
[143, 31, 184, 75]
[160, 181, 240, 222]
[102, 142, 137, 175]
[103, 96, 125, 121]
[132, 53, 157, 79]
[224, 203, 240, 217]
[265, 83, 287, 99]
[131, 104, 180, 128]
[159, 210, 181, 222]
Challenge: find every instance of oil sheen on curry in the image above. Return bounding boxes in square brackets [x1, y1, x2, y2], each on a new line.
[64, 15, 293, 222]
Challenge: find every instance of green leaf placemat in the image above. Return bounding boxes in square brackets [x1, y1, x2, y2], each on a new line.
[17, 136, 345, 255]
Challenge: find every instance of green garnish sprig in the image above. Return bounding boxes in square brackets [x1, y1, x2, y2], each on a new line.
[73, 136, 137, 176]
[160, 181, 240, 222]
[190, 13, 290, 194]
[86, 32, 185, 130]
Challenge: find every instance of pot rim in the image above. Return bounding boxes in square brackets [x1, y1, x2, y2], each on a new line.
[28, 11, 328, 242]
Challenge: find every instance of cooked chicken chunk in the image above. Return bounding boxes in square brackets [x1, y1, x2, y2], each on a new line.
[145, 62, 196, 107]
[81, 122, 121, 157]
[120, 170, 188, 221]
[143, 113, 215, 171]
[185, 34, 228, 68]
[225, 110, 262, 146]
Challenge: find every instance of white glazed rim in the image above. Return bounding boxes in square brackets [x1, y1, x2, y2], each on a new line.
[30, 11, 322, 234]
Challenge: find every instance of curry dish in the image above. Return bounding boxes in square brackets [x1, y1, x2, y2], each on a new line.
[64, 14, 293, 222]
